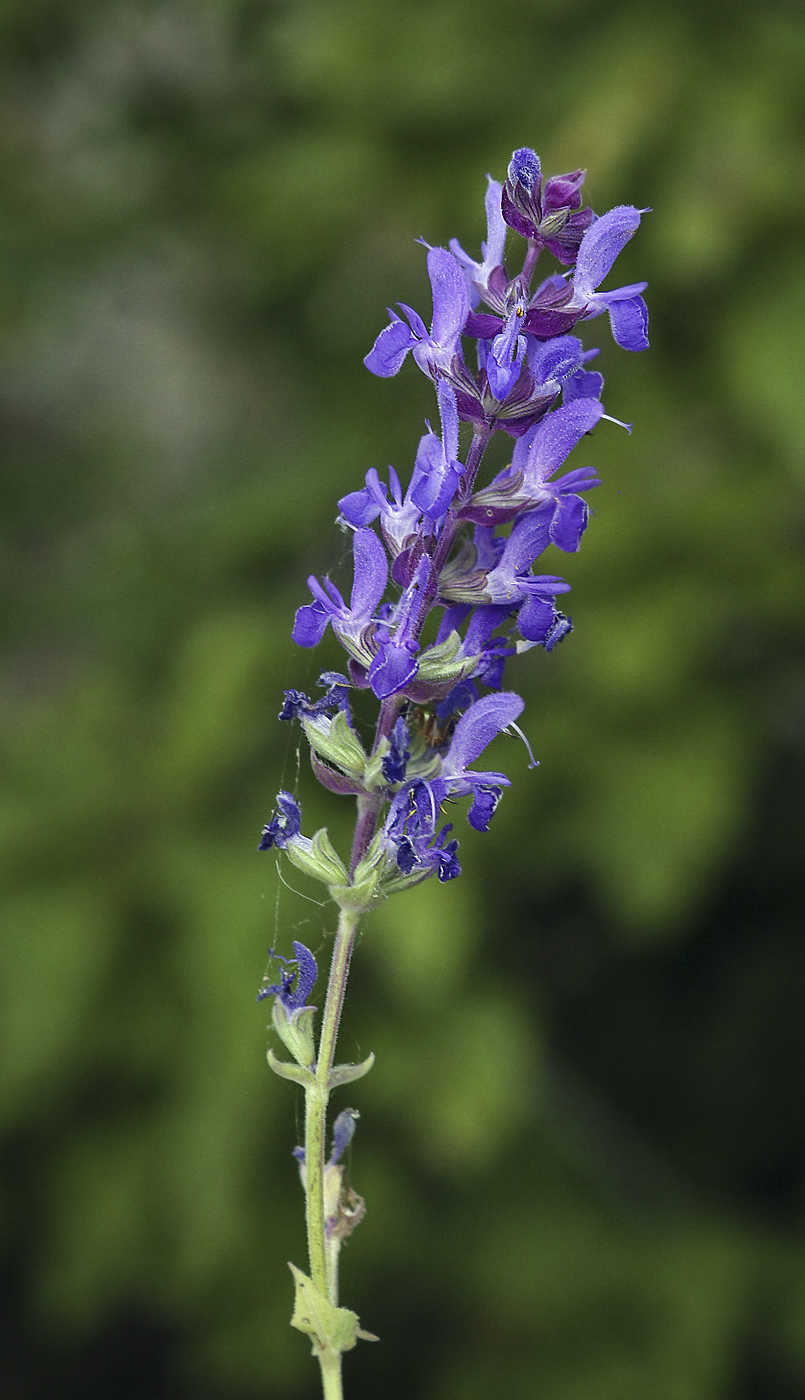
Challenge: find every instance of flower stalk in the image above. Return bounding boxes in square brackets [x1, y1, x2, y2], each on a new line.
[257, 144, 649, 1397]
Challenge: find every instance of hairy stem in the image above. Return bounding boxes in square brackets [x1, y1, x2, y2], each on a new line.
[318, 1347, 343, 1400]
[348, 694, 406, 875]
[520, 238, 539, 289]
[304, 903, 361, 1399]
[305, 905, 360, 1295]
[317, 906, 360, 1090]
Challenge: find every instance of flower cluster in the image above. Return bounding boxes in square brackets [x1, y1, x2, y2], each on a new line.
[260, 146, 647, 915]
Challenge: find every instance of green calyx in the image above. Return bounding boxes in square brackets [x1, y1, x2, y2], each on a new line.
[272, 998, 317, 1067]
[416, 629, 478, 686]
[380, 860, 436, 895]
[303, 711, 367, 780]
[285, 827, 349, 886]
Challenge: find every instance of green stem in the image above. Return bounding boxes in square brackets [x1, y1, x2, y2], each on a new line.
[303, 904, 361, 1397]
[303, 1085, 329, 1297]
[349, 692, 406, 875]
[317, 906, 360, 1097]
[318, 1346, 343, 1400]
[304, 906, 359, 1294]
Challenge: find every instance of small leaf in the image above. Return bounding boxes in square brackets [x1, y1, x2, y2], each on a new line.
[329, 1052, 375, 1090]
[267, 1049, 315, 1088]
[288, 1262, 372, 1354]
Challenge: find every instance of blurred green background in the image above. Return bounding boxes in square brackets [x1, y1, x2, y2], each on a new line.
[1, 1, 804, 1396]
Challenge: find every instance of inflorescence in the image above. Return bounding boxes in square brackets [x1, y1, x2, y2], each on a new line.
[259, 144, 648, 979]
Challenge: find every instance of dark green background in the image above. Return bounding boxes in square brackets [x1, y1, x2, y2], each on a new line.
[1, 1, 804, 1396]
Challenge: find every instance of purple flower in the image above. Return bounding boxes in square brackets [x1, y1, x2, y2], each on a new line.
[364, 247, 470, 381]
[368, 554, 431, 700]
[258, 791, 349, 888]
[292, 528, 388, 665]
[441, 512, 571, 646]
[385, 690, 526, 880]
[492, 331, 601, 435]
[487, 515, 571, 642]
[266, 145, 648, 931]
[462, 396, 603, 551]
[433, 690, 525, 823]
[257, 940, 318, 1009]
[398, 822, 461, 882]
[502, 148, 595, 266]
[449, 176, 507, 307]
[566, 205, 650, 351]
[459, 324, 599, 437]
[279, 671, 351, 723]
[485, 286, 530, 401]
[338, 464, 428, 567]
[410, 381, 463, 520]
[516, 400, 603, 551]
[518, 206, 649, 353]
[330, 1108, 358, 1164]
[258, 790, 302, 850]
[386, 783, 461, 883]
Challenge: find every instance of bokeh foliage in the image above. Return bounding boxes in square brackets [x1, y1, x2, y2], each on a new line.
[1, 1, 804, 1397]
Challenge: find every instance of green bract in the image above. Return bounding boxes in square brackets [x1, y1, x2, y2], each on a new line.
[289, 1263, 377, 1354]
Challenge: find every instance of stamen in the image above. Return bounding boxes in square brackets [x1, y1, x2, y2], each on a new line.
[601, 412, 632, 435]
[506, 720, 539, 770]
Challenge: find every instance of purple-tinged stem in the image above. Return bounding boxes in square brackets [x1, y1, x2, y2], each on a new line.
[520, 238, 540, 289]
[418, 423, 493, 620]
[348, 693, 406, 875]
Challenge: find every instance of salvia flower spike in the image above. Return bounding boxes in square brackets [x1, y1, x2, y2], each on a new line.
[258, 145, 648, 1399]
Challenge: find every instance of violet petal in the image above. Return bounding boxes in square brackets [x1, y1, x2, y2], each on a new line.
[444, 691, 525, 773]
[575, 205, 644, 295]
